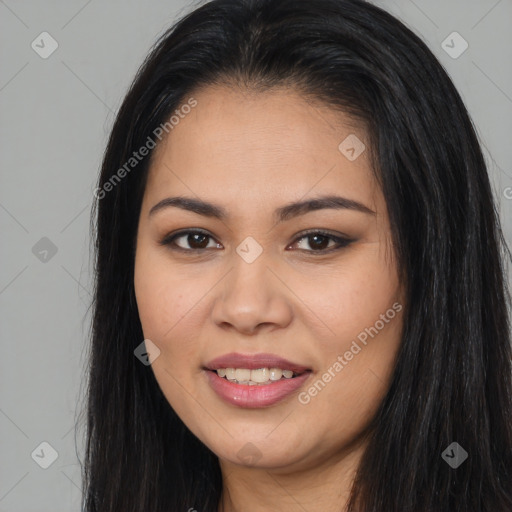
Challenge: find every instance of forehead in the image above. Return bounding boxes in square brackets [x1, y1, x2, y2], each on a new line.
[144, 85, 380, 214]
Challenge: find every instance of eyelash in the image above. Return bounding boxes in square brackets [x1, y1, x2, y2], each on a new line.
[158, 229, 354, 255]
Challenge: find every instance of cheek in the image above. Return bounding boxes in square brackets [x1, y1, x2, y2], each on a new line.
[134, 247, 200, 356]
[134, 251, 205, 417]
[296, 272, 402, 448]
[299, 245, 401, 349]
[314, 253, 402, 414]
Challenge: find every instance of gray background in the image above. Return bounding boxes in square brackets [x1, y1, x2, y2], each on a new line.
[0, 0, 511, 510]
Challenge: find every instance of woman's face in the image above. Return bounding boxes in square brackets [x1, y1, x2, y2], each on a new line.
[134, 85, 404, 472]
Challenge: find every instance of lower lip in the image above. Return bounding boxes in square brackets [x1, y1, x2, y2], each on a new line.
[204, 370, 311, 408]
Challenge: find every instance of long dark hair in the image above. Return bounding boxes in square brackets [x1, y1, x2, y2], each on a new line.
[81, 0, 512, 510]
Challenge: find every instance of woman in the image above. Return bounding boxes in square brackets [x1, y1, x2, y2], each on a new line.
[82, 0, 512, 510]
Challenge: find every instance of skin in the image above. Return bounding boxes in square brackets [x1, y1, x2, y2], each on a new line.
[134, 85, 405, 512]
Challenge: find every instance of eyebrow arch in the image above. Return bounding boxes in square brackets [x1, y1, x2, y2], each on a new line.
[148, 195, 376, 221]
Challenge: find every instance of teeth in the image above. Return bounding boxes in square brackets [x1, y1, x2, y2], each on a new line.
[251, 368, 269, 383]
[269, 368, 282, 380]
[234, 369, 251, 382]
[215, 367, 299, 385]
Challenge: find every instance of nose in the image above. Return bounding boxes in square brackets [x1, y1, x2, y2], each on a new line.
[210, 253, 293, 335]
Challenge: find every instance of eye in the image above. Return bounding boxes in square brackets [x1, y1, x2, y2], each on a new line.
[287, 230, 353, 253]
[159, 229, 354, 254]
[159, 230, 222, 251]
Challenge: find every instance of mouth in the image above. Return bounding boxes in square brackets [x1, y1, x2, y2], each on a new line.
[203, 353, 312, 408]
[210, 367, 305, 385]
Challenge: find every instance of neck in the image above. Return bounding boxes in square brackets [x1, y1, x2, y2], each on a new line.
[217, 437, 367, 512]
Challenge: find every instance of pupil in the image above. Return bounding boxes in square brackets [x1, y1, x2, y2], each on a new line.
[309, 235, 328, 250]
[189, 233, 209, 249]
[186, 234, 330, 250]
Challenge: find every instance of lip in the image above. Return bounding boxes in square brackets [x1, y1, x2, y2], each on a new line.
[204, 369, 311, 408]
[203, 352, 312, 408]
[204, 352, 311, 373]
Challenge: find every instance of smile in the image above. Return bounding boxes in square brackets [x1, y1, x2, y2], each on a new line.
[215, 367, 298, 385]
[203, 353, 312, 408]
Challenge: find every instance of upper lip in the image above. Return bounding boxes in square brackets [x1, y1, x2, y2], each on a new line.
[204, 352, 311, 373]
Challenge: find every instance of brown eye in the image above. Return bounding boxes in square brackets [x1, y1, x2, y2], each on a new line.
[289, 231, 353, 253]
[160, 229, 353, 254]
[181, 233, 210, 249]
[160, 230, 222, 251]
[303, 234, 331, 251]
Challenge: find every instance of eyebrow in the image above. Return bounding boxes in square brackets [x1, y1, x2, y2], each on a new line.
[148, 195, 375, 221]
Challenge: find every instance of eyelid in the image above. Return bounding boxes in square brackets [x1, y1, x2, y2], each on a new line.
[159, 228, 220, 250]
[287, 229, 353, 252]
[159, 228, 354, 253]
